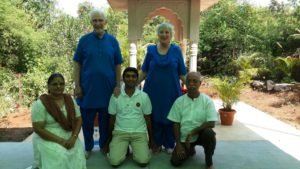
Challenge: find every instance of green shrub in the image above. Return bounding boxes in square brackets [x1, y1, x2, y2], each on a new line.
[21, 55, 73, 106]
[291, 62, 300, 82]
[275, 57, 300, 82]
[0, 68, 18, 117]
[0, 55, 74, 111]
[0, 93, 15, 117]
[212, 76, 245, 111]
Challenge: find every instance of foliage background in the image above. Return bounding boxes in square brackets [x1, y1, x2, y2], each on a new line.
[0, 0, 299, 116]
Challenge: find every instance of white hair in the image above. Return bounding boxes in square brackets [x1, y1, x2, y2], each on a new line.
[156, 22, 175, 37]
[89, 9, 106, 21]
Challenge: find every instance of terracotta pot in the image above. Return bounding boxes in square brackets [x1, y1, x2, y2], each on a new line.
[219, 108, 236, 125]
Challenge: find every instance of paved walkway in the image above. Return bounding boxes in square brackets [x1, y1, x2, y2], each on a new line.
[1, 100, 300, 169]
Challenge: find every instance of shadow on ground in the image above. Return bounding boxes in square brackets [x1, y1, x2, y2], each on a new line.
[1, 140, 300, 169]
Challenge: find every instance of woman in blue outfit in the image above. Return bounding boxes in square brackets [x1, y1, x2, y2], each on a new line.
[138, 22, 187, 153]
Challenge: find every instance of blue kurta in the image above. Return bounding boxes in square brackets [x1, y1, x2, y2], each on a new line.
[73, 32, 123, 108]
[142, 44, 187, 124]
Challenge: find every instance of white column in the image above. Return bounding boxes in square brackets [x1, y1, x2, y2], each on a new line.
[179, 39, 187, 64]
[189, 42, 198, 72]
[129, 42, 137, 68]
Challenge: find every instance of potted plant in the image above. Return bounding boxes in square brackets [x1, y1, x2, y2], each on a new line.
[212, 76, 245, 125]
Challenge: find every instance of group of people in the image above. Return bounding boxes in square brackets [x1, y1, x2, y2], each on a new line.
[31, 9, 218, 169]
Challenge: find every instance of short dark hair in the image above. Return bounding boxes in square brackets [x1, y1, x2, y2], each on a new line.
[122, 67, 139, 79]
[186, 72, 202, 82]
[47, 73, 65, 85]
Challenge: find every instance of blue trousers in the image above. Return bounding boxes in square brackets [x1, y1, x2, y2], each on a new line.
[80, 107, 109, 151]
[153, 122, 175, 149]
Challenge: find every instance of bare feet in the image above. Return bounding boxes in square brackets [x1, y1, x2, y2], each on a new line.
[152, 146, 162, 154]
[207, 165, 214, 169]
[85, 151, 92, 159]
[100, 148, 108, 155]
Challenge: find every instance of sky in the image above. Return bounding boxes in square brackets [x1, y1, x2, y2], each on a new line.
[56, 0, 289, 17]
[56, 0, 109, 17]
[242, 0, 288, 6]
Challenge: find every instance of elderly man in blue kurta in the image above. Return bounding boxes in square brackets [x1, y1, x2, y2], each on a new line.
[167, 72, 218, 169]
[107, 67, 153, 168]
[73, 9, 123, 157]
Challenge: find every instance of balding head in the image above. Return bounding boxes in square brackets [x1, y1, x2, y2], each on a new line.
[186, 72, 202, 96]
[186, 72, 202, 82]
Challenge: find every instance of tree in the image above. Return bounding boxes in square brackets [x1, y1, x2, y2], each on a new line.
[198, 0, 258, 75]
[0, 0, 49, 73]
[77, 1, 93, 19]
[198, 0, 300, 76]
[13, 0, 57, 29]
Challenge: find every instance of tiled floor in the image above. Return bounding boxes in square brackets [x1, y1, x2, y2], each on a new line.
[1, 100, 300, 169]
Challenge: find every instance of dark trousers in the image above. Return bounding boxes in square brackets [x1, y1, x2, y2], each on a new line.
[80, 107, 109, 151]
[170, 128, 216, 167]
[153, 122, 175, 149]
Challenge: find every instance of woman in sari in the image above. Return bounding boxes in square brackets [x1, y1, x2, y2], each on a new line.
[31, 73, 86, 169]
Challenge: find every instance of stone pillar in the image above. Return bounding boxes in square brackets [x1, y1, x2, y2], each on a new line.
[179, 39, 187, 64]
[188, 0, 200, 72]
[129, 42, 137, 68]
[189, 42, 198, 72]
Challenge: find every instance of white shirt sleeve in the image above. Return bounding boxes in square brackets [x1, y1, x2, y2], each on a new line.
[108, 95, 117, 115]
[205, 97, 219, 122]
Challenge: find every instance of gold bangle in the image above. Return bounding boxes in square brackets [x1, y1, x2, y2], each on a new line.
[72, 134, 77, 138]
